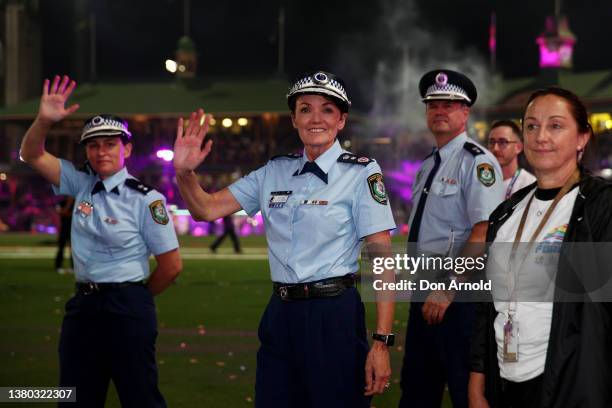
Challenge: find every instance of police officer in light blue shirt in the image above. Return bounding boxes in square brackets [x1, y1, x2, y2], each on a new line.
[174, 71, 396, 407]
[398, 69, 504, 408]
[410, 132, 503, 257]
[20, 75, 182, 408]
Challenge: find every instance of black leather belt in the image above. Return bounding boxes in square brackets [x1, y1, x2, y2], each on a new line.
[75, 281, 145, 295]
[273, 274, 355, 301]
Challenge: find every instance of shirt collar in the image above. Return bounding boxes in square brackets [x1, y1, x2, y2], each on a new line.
[299, 139, 343, 174]
[97, 167, 128, 193]
[436, 132, 468, 162]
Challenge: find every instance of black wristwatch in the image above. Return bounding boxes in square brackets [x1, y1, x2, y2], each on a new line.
[372, 333, 395, 346]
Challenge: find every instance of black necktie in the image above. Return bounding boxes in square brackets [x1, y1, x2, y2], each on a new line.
[91, 181, 119, 195]
[408, 151, 441, 243]
[298, 161, 328, 184]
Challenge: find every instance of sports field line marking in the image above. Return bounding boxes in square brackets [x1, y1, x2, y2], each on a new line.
[0, 247, 268, 260]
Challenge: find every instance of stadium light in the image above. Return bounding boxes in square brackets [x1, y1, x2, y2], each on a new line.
[165, 59, 178, 73]
[156, 149, 174, 162]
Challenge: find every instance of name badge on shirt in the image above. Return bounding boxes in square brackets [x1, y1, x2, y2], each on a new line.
[269, 191, 292, 208]
[104, 217, 119, 225]
[77, 201, 93, 218]
[300, 200, 328, 206]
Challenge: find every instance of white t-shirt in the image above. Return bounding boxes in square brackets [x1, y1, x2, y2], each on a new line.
[504, 168, 537, 198]
[487, 187, 578, 382]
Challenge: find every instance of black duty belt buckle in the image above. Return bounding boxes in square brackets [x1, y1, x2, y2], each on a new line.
[279, 286, 289, 301]
[82, 282, 99, 295]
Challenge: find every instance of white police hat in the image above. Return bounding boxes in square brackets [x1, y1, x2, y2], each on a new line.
[80, 114, 132, 144]
[287, 71, 351, 112]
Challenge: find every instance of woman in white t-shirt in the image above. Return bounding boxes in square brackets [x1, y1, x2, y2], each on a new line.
[469, 87, 612, 408]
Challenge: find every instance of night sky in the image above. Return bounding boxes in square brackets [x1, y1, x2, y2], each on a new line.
[39, 0, 612, 106]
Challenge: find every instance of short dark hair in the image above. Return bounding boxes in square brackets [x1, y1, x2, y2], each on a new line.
[490, 120, 522, 141]
[288, 93, 349, 114]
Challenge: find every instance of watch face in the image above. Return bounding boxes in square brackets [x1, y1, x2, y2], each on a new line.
[373, 333, 395, 346]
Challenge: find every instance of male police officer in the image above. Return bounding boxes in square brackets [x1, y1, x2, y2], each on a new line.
[398, 70, 504, 408]
[20, 75, 181, 407]
[487, 120, 536, 199]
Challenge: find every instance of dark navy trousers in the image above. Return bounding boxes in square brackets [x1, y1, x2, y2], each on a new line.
[255, 287, 371, 408]
[399, 301, 475, 408]
[58, 285, 165, 408]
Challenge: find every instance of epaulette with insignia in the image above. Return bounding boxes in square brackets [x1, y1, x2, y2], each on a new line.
[125, 178, 154, 195]
[270, 153, 301, 160]
[463, 142, 484, 156]
[337, 153, 374, 166]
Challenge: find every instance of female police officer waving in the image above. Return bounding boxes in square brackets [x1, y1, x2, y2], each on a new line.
[174, 71, 396, 407]
[20, 75, 182, 407]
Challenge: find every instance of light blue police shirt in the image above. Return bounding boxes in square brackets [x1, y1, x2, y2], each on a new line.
[229, 140, 396, 283]
[408, 132, 504, 256]
[53, 159, 179, 282]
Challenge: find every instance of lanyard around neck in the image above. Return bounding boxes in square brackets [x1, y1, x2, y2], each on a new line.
[505, 169, 522, 199]
[512, 168, 580, 250]
[506, 169, 580, 308]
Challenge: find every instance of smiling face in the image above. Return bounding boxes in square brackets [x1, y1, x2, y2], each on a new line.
[291, 94, 347, 158]
[523, 94, 589, 180]
[84, 136, 132, 179]
[425, 100, 470, 140]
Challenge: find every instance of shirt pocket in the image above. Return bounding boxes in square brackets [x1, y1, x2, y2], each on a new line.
[431, 180, 460, 197]
[429, 180, 463, 225]
[94, 217, 138, 255]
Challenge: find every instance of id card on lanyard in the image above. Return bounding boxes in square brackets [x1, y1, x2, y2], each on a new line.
[504, 169, 580, 363]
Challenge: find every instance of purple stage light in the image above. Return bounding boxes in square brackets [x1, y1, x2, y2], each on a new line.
[387, 160, 422, 202]
[156, 149, 174, 162]
[192, 226, 205, 237]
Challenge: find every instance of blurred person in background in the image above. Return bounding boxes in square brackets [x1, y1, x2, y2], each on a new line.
[19, 75, 182, 407]
[487, 120, 536, 199]
[174, 70, 396, 407]
[55, 195, 74, 274]
[210, 214, 241, 253]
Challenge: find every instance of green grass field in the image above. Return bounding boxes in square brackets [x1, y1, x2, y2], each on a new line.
[0, 234, 451, 407]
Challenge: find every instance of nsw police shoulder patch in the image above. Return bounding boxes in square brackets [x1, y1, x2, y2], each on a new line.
[367, 173, 388, 205]
[149, 200, 169, 225]
[477, 163, 496, 187]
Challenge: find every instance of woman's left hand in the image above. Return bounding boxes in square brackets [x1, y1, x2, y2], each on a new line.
[364, 342, 392, 396]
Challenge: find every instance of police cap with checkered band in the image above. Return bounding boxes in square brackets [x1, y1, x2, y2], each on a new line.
[287, 71, 351, 113]
[80, 114, 132, 144]
[419, 69, 477, 107]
